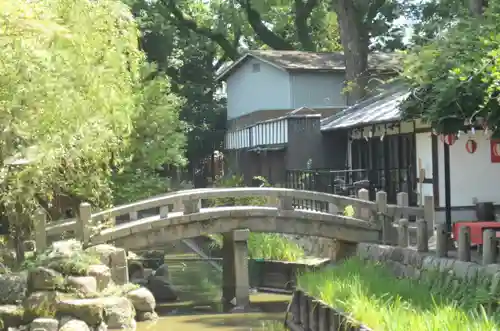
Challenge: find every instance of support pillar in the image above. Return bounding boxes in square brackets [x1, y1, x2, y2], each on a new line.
[222, 229, 250, 307]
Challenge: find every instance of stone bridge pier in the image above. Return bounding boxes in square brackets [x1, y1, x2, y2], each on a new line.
[221, 229, 250, 307]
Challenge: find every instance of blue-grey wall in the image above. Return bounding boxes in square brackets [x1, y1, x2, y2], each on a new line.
[289, 72, 346, 109]
[226, 58, 291, 119]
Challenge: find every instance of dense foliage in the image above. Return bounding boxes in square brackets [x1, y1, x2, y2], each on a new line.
[401, 2, 500, 135]
[0, 0, 185, 221]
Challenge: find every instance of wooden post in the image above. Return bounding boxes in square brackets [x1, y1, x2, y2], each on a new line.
[77, 203, 92, 246]
[416, 218, 428, 252]
[435, 223, 448, 257]
[396, 192, 409, 219]
[299, 292, 309, 328]
[376, 191, 392, 244]
[34, 209, 47, 253]
[279, 196, 294, 211]
[318, 303, 329, 331]
[291, 291, 301, 325]
[357, 188, 370, 220]
[330, 309, 341, 331]
[483, 229, 497, 265]
[309, 298, 318, 331]
[398, 218, 409, 248]
[458, 225, 471, 262]
[423, 195, 435, 233]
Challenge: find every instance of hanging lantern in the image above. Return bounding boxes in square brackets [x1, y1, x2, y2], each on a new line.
[440, 134, 457, 146]
[491, 140, 500, 163]
[465, 139, 477, 154]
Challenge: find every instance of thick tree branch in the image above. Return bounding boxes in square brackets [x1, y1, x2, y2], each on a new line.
[294, 0, 319, 51]
[237, 0, 295, 50]
[469, 0, 487, 16]
[162, 0, 240, 60]
[214, 27, 242, 72]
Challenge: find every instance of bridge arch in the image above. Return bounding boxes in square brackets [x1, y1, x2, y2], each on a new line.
[90, 207, 382, 251]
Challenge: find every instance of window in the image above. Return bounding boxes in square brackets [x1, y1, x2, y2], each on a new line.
[252, 63, 261, 73]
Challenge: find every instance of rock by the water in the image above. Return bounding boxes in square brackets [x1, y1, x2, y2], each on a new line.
[65, 276, 97, 296]
[125, 288, 155, 312]
[29, 317, 58, 331]
[99, 297, 134, 330]
[56, 298, 104, 327]
[28, 267, 63, 292]
[93, 322, 107, 331]
[85, 245, 120, 267]
[23, 291, 62, 320]
[0, 273, 28, 304]
[0, 305, 25, 328]
[58, 318, 90, 331]
[135, 311, 158, 322]
[87, 265, 111, 292]
[146, 276, 177, 302]
[153, 264, 169, 279]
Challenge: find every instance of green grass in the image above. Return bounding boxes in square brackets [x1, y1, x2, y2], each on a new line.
[207, 175, 306, 262]
[297, 258, 500, 331]
[208, 233, 305, 262]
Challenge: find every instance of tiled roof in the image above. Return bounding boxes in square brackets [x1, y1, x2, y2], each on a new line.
[216, 50, 400, 81]
[321, 87, 409, 131]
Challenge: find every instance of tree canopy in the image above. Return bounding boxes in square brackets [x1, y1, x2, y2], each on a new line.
[401, 0, 499, 135]
[0, 0, 185, 216]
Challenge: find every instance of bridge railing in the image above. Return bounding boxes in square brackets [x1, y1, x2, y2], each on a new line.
[34, 187, 434, 251]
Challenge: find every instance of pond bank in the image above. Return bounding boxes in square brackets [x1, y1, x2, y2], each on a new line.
[291, 257, 500, 331]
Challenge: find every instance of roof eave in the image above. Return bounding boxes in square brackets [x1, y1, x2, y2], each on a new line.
[320, 118, 401, 132]
[216, 52, 288, 82]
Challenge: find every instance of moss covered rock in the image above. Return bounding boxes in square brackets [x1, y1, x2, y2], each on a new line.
[56, 298, 104, 327]
[0, 305, 25, 329]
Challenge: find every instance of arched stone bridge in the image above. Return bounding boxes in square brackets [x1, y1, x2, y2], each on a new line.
[36, 187, 434, 307]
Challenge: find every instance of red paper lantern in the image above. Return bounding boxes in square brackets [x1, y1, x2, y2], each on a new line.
[465, 139, 477, 154]
[440, 134, 457, 146]
[491, 140, 500, 163]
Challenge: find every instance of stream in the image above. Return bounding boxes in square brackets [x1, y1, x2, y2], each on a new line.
[135, 252, 289, 331]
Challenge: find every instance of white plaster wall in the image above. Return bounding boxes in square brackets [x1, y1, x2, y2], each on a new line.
[438, 131, 500, 207]
[415, 132, 434, 199]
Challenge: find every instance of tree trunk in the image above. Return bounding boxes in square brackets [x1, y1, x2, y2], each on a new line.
[469, 0, 487, 16]
[332, 0, 369, 104]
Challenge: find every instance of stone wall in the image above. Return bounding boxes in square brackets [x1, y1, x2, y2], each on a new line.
[356, 243, 500, 291]
[283, 235, 338, 258]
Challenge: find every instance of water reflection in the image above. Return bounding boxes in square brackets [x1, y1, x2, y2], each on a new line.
[137, 294, 289, 331]
[135, 252, 289, 331]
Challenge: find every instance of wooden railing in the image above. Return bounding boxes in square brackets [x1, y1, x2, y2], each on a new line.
[35, 187, 433, 251]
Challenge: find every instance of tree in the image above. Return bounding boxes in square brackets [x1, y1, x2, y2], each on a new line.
[332, 0, 405, 101]
[0, 0, 185, 218]
[400, 1, 500, 135]
[159, 0, 404, 102]
[130, 0, 227, 175]
[112, 67, 187, 204]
